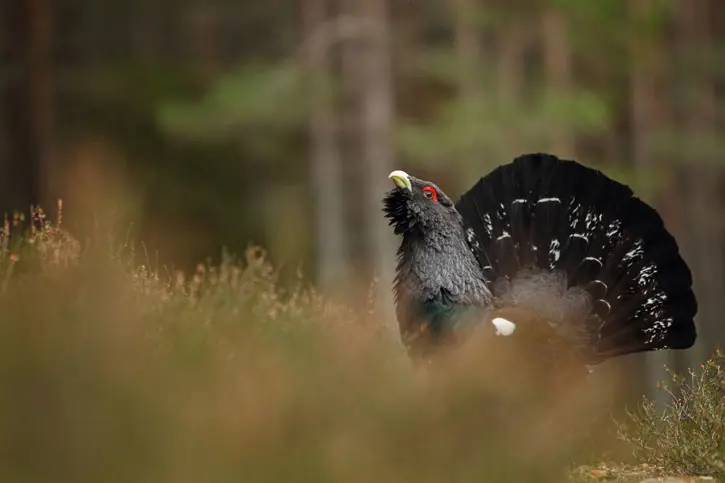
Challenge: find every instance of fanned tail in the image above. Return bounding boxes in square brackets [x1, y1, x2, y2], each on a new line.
[455, 153, 697, 363]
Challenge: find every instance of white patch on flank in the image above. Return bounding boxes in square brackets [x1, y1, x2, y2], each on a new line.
[492, 317, 516, 336]
[512, 198, 527, 205]
[537, 197, 561, 204]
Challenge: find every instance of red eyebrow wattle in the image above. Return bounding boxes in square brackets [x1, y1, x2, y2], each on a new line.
[422, 186, 438, 202]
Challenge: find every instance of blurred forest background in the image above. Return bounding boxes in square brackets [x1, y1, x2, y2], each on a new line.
[1, 0, 724, 394]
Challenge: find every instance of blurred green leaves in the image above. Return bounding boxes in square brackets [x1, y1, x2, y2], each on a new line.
[153, 60, 333, 269]
[399, 88, 608, 162]
[397, 50, 610, 170]
[157, 62, 325, 157]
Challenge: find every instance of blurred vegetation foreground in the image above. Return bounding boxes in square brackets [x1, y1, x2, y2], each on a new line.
[0, 210, 722, 483]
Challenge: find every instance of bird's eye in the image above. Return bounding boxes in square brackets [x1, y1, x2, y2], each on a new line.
[422, 186, 438, 202]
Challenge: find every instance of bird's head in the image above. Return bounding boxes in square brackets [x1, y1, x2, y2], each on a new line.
[382, 170, 460, 236]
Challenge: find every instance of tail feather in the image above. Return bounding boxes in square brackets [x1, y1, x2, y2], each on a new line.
[532, 199, 562, 268]
[456, 153, 697, 363]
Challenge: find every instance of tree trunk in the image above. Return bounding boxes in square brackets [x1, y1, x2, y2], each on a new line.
[628, 0, 670, 405]
[303, 0, 348, 290]
[338, 0, 364, 284]
[452, 0, 482, 179]
[132, 0, 161, 62]
[359, 0, 396, 319]
[454, 0, 481, 103]
[2, 0, 54, 213]
[497, 19, 527, 152]
[542, 8, 574, 157]
[185, 5, 221, 82]
[675, 0, 722, 367]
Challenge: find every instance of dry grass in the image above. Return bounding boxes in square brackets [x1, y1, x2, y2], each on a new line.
[0, 205, 716, 483]
[615, 351, 725, 480]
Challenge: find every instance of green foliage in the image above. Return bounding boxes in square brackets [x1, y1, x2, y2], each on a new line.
[396, 47, 609, 173]
[154, 63, 321, 262]
[398, 84, 609, 170]
[157, 62, 320, 155]
[655, 127, 725, 166]
[616, 351, 725, 479]
[63, 62, 198, 153]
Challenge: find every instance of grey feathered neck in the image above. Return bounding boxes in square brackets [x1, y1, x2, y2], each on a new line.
[382, 185, 491, 306]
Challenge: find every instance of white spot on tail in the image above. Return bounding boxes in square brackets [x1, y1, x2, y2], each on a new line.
[549, 239, 561, 265]
[595, 299, 611, 312]
[585, 211, 602, 231]
[607, 219, 622, 238]
[583, 257, 603, 267]
[623, 240, 644, 263]
[483, 214, 493, 235]
[492, 317, 516, 336]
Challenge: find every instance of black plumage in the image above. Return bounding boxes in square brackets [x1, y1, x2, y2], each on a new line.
[383, 153, 697, 366]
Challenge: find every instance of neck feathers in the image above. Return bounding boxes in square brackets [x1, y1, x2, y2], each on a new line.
[394, 224, 491, 306]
